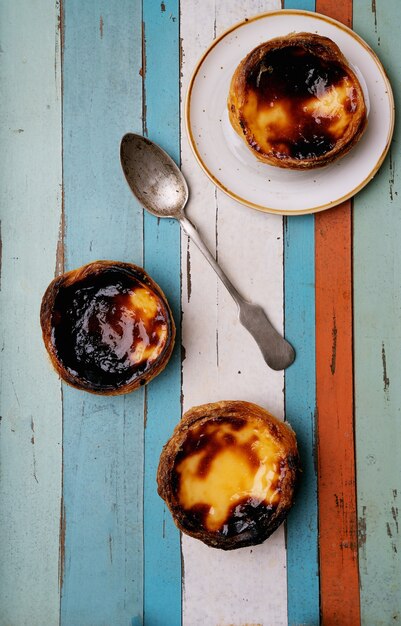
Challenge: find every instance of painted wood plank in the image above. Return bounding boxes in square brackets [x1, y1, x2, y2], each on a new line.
[142, 1, 182, 625]
[181, 1, 289, 624]
[284, 219, 319, 626]
[282, 0, 320, 622]
[0, 1, 63, 624]
[60, 2, 145, 624]
[315, 203, 361, 625]
[353, 1, 401, 623]
[315, 3, 361, 624]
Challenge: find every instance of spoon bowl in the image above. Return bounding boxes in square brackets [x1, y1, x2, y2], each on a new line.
[120, 134, 188, 219]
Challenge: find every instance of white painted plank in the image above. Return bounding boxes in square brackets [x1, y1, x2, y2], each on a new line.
[0, 1, 62, 624]
[181, 2, 287, 624]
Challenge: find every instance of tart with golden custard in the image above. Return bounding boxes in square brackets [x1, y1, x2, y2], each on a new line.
[158, 401, 300, 550]
[40, 260, 175, 395]
[228, 32, 367, 169]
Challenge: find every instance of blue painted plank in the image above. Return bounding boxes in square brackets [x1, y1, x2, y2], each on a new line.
[60, 2, 145, 624]
[283, 3, 319, 625]
[0, 1, 63, 623]
[142, 1, 182, 625]
[353, 0, 401, 622]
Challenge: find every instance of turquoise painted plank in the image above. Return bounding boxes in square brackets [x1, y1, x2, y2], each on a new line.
[60, 2, 145, 624]
[142, 1, 182, 624]
[283, 3, 319, 625]
[0, 1, 63, 624]
[353, 1, 401, 623]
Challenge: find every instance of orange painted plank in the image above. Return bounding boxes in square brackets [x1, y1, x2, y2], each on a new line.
[314, 3, 361, 616]
[316, 0, 352, 27]
[315, 202, 361, 622]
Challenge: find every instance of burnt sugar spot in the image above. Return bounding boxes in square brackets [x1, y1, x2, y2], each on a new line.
[220, 497, 277, 539]
[183, 497, 277, 539]
[245, 44, 352, 159]
[51, 267, 170, 391]
[183, 503, 212, 533]
[247, 45, 347, 105]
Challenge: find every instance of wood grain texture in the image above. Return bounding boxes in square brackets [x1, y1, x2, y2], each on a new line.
[142, 1, 182, 624]
[60, 2, 145, 624]
[282, 0, 320, 622]
[181, 1, 288, 624]
[353, 0, 401, 623]
[315, 204, 360, 624]
[0, 1, 63, 624]
[284, 206, 319, 625]
[315, 2, 361, 623]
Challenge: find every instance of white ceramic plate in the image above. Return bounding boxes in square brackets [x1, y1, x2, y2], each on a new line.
[185, 10, 394, 215]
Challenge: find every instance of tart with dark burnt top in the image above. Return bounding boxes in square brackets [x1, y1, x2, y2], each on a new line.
[228, 32, 367, 169]
[158, 401, 300, 550]
[40, 260, 175, 395]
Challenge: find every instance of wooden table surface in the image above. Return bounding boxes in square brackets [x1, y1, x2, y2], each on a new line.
[0, 1, 399, 624]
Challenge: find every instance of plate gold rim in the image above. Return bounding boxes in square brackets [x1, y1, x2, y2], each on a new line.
[184, 9, 395, 216]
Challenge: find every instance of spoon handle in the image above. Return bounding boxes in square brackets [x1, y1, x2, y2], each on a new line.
[179, 216, 295, 371]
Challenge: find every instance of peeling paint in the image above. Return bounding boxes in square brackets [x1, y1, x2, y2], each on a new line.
[334, 493, 344, 510]
[389, 149, 395, 202]
[391, 506, 399, 534]
[56, 0, 63, 87]
[213, 5, 217, 39]
[358, 507, 367, 548]
[55, 201, 65, 277]
[179, 37, 184, 80]
[161, 1, 166, 11]
[330, 312, 337, 375]
[372, 0, 378, 31]
[382, 342, 390, 394]
[99, 15, 104, 38]
[31, 417, 38, 483]
[141, 22, 148, 137]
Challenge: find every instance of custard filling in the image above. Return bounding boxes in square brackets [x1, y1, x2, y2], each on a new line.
[173, 417, 282, 533]
[241, 44, 362, 160]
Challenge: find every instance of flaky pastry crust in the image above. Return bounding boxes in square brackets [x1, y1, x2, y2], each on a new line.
[40, 260, 175, 395]
[158, 401, 300, 550]
[228, 32, 367, 169]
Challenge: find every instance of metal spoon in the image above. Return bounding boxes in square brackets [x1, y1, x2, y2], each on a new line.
[120, 133, 295, 371]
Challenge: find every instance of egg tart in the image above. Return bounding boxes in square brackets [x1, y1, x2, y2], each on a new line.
[157, 401, 300, 550]
[228, 32, 367, 169]
[40, 260, 175, 395]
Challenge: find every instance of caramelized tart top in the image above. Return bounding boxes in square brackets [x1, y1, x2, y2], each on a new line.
[41, 261, 175, 394]
[173, 415, 283, 535]
[158, 401, 300, 549]
[228, 33, 367, 169]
